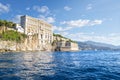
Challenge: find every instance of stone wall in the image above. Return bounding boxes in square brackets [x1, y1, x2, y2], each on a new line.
[70, 42, 79, 51]
[52, 36, 79, 51]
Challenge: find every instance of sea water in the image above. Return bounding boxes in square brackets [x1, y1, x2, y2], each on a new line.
[0, 51, 120, 80]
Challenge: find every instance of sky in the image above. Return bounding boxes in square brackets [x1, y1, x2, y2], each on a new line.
[0, 0, 120, 46]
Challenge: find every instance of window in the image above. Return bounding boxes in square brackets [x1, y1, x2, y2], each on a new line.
[65, 41, 71, 47]
[41, 34, 43, 39]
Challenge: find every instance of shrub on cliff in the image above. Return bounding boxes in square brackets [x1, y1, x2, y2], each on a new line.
[0, 20, 16, 28]
[1, 30, 26, 42]
[53, 33, 68, 39]
[53, 33, 77, 43]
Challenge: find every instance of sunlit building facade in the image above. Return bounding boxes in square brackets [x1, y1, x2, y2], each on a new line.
[20, 15, 53, 50]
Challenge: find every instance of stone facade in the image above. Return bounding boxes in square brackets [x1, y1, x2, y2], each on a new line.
[21, 15, 53, 51]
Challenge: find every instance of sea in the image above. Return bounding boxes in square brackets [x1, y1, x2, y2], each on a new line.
[0, 50, 120, 80]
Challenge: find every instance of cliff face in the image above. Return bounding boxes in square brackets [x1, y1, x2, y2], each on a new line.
[0, 34, 79, 52]
[0, 41, 16, 52]
[0, 35, 52, 52]
[23, 35, 52, 51]
[52, 35, 79, 51]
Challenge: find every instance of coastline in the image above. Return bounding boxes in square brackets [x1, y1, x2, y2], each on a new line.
[0, 47, 80, 53]
[0, 15, 79, 52]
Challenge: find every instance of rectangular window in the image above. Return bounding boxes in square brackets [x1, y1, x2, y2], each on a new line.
[41, 34, 43, 39]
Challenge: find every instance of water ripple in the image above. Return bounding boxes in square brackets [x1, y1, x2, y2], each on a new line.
[0, 51, 120, 80]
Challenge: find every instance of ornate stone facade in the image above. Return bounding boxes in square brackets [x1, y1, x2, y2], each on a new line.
[21, 15, 53, 51]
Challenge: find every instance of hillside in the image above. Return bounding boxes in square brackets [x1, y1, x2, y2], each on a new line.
[0, 20, 26, 42]
[78, 41, 120, 51]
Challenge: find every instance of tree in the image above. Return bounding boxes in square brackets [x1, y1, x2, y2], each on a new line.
[0, 20, 5, 26]
[0, 19, 16, 28]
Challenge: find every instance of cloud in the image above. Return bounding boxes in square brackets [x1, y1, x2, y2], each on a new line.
[33, 5, 56, 23]
[33, 5, 55, 21]
[64, 6, 72, 11]
[53, 26, 72, 31]
[33, 5, 49, 13]
[54, 19, 102, 32]
[38, 15, 55, 23]
[86, 4, 92, 10]
[12, 15, 22, 23]
[0, 3, 10, 14]
[26, 7, 30, 11]
[66, 32, 120, 46]
[90, 20, 103, 26]
[61, 19, 102, 27]
[61, 20, 89, 27]
[46, 17, 55, 23]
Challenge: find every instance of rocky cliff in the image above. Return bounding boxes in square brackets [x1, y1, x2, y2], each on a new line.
[0, 34, 79, 52]
[52, 34, 79, 51]
[0, 35, 53, 52]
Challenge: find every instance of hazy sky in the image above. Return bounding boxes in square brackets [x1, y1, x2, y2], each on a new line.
[0, 0, 120, 45]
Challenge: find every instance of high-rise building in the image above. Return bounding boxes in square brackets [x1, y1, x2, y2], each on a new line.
[21, 15, 53, 50]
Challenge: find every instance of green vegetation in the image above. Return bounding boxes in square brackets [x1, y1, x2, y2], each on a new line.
[53, 33, 77, 43]
[0, 19, 26, 42]
[68, 39, 77, 43]
[0, 19, 16, 28]
[0, 30, 26, 42]
[53, 33, 68, 39]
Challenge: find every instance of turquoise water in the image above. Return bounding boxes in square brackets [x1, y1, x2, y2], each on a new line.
[0, 51, 120, 80]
